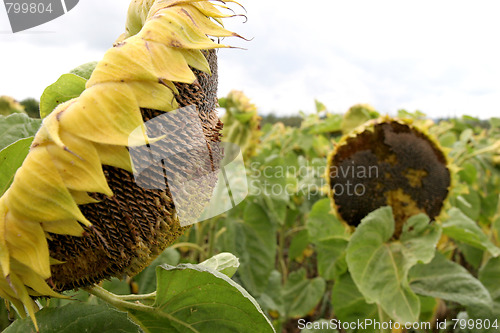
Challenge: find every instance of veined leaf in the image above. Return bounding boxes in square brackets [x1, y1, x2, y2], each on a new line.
[346, 207, 441, 324]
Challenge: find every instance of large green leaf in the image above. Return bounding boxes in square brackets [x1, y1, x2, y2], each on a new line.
[198, 252, 239, 278]
[69, 61, 98, 80]
[346, 207, 441, 324]
[0, 114, 41, 150]
[128, 263, 275, 333]
[282, 269, 326, 318]
[442, 208, 500, 256]
[479, 256, 500, 314]
[315, 239, 348, 281]
[306, 198, 348, 243]
[0, 137, 33, 197]
[221, 202, 276, 296]
[133, 248, 180, 294]
[39, 73, 86, 118]
[257, 270, 285, 317]
[331, 273, 377, 332]
[409, 252, 492, 310]
[4, 303, 140, 333]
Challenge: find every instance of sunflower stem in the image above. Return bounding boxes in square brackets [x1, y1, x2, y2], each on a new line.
[85, 285, 154, 312]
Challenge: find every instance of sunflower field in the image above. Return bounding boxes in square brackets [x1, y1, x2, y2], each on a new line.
[1, 1, 500, 333]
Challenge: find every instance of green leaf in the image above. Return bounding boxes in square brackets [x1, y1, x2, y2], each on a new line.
[127, 263, 275, 333]
[409, 252, 492, 309]
[331, 273, 377, 332]
[133, 248, 180, 294]
[439, 131, 458, 148]
[341, 104, 378, 134]
[69, 61, 98, 80]
[479, 256, 500, 314]
[442, 208, 500, 256]
[308, 114, 342, 134]
[257, 270, 285, 317]
[199, 252, 239, 278]
[456, 192, 481, 221]
[0, 137, 33, 197]
[314, 99, 326, 113]
[345, 207, 441, 323]
[4, 303, 140, 333]
[288, 229, 310, 261]
[282, 269, 326, 318]
[40, 73, 87, 118]
[0, 113, 41, 150]
[306, 198, 348, 243]
[315, 239, 348, 280]
[227, 202, 276, 296]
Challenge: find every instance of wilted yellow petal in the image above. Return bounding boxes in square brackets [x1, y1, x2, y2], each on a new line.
[58, 83, 146, 146]
[93, 142, 134, 173]
[69, 190, 100, 205]
[46, 131, 113, 196]
[42, 219, 85, 237]
[4, 212, 50, 279]
[0, 201, 10, 277]
[5, 148, 90, 225]
[11, 260, 64, 298]
[87, 38, 159, 86]
[8, 272, 39, 331]
[126, 80, 179, 112]
[140, 9, 224, 50]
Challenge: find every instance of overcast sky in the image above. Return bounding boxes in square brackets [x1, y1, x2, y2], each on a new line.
[1, 0, 499, 118]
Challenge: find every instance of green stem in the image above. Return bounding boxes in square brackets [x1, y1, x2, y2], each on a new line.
[207, 218, 218, 259]
[170, 242, 204, 253]
[277, 228, 288, 284]
[85, 285, 153, 312]
[86, 286, 200, 333]
[456, 141, 500, 165]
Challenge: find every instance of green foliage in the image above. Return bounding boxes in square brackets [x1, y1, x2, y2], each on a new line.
[19, 98, 40, 118]
[2, 95, 500, 332]
[0, 96, 25, 116]
[0, 137, 33, 197]
[3, 303, 141, 333]
[346, 208, 441, 323]
[0, 113, 41, 150]
[39, 73, 87, 118]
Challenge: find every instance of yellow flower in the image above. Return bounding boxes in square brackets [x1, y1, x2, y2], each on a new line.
[0, 0, 242, 330]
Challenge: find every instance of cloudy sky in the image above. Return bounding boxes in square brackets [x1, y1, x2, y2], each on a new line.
[1, 0, 499, 118]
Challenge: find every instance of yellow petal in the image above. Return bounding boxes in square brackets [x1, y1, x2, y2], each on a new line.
[0, 200, 10, 277]
[69, 190, 100, 205]
[4, 211, 51, 279]
[11, 259, 64, 298]
[126, 80, 179, 112]
[42, 219, 85, 237]
[58, 83, 147, 146]
[87, 38, 159, 86]
[140, 9, 225, 50]
[93, 142, 134, 173]
[5, 147, 90, 226]
[45, 131, 113, 196]
[8, 272, 39, 331]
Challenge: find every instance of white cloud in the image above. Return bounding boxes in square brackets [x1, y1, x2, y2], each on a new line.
[1, 0, 499, 118]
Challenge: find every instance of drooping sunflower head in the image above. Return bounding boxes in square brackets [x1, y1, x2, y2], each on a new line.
[220, 90, 261, 160]
[327, 117, 451, 237]
[0, 0, 243, 330]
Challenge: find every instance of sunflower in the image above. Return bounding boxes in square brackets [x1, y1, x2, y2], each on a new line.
[327, 117, 451, 237]
[0, 0, 242, 330]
